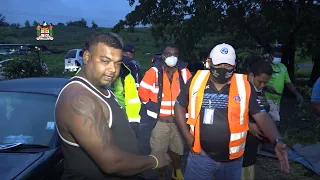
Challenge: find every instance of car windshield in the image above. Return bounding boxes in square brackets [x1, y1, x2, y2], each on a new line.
[65, 50, 77, 59]
[0, 92, 57, 146]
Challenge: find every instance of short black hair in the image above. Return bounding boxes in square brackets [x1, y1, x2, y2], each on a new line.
[161, 44, 179, 53]
[84, 32, 124, 52]
[270, 46, 282, 54]
[249, 58, 273, 76]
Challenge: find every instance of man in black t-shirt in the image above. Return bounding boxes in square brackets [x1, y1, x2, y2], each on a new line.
[241, 59, 273, 180]
[177, 69, 262, 163]
[174, 43, 289, 180]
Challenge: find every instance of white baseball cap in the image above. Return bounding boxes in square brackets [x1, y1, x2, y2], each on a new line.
[209, 43, 236, 66]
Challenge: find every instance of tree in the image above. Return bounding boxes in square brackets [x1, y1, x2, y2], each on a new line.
[66, 18, 87, 27]
[0, 14, 9, 27]
[115, 0, 320, 82]
[24, 20, 30, 27]
[33, 20, 38, 27]
[56, 22, 65, 26]
[298, 1, 320, 85]
[91, 21, 98, 29]
[10, 23, 20, 28]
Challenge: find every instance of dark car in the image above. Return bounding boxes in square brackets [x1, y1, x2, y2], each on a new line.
[151, 53, 162, 65]
[0, 77, 69, 180]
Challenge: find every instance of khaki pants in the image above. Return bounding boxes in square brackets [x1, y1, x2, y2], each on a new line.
[241, 165, 255, 180]
[150, 121, 184, 155]
[267, 99, 280, 122]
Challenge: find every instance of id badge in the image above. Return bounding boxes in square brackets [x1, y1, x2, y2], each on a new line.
[203, 108, 214, 125]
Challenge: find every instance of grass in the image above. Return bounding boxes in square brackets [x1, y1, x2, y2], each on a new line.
[256, 156, 320, 180]
[253, 95, 320, 180]
[0, 26, 159, 76]
[296, 69, 312, 78]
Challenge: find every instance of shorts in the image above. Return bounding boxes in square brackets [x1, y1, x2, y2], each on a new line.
[150, 121, 184, 155]
[267, 99, 280, 122]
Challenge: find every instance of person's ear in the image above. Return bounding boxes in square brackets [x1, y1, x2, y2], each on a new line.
[83, 50, 90, 65]
[248, 72, 254, 80]
[207, 58, 213, 67]
[205, 58, 211, 68]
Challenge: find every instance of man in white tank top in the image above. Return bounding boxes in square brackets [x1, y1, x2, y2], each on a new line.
[55, 32, 171, 179]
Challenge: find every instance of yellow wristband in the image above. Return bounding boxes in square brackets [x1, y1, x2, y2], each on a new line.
[149, 155, 158, 169]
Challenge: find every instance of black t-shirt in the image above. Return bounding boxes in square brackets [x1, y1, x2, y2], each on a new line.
[242, 91, 270, 167]
[176, 75, 262, 162]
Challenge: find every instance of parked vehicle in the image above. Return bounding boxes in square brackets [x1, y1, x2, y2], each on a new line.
[0, 77, 69, 180]
[151, 53, 162, 64]
[0, 49, 14, 55]
[17, 49, 31, 55]
[64, 49, 83, 72]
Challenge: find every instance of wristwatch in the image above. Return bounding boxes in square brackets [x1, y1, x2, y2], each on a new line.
[273, 138, 283, 148]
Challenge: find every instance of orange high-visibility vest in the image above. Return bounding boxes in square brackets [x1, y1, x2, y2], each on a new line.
[187, 70, 251, 160]
[139, 67, 191, 117]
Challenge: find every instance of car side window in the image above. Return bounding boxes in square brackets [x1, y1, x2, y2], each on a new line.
[79, 51, 83, 57]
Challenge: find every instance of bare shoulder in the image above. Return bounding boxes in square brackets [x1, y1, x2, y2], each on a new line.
[57, 83, 110, 124]
[57, 83, 112, 149]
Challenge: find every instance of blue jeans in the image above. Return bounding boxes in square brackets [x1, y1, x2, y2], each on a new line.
[184, 151, 243, 180]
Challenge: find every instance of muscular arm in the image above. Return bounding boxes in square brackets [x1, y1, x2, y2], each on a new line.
[65, 89, 155, 175]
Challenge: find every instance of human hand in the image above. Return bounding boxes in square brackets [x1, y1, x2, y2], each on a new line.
[186, 133, 194, 150]
[274, 142, 290, 173]
[150, 152, 171, 169]
[249, 123, 264, 140]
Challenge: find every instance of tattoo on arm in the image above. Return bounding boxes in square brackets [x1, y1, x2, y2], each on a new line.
[70, 94, 111, 150]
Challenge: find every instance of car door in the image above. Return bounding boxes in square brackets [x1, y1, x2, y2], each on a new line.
[64, 50, 77, 69]
[78, 50, 84, 66]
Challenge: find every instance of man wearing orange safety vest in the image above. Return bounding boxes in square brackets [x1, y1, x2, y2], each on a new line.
[174, 43, 290, 180]
[138, 44, 192, 180]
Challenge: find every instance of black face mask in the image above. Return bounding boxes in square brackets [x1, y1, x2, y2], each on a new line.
[210, 67, 234, 84]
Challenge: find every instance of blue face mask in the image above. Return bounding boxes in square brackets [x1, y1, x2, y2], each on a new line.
[272, 57, 281, 64]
